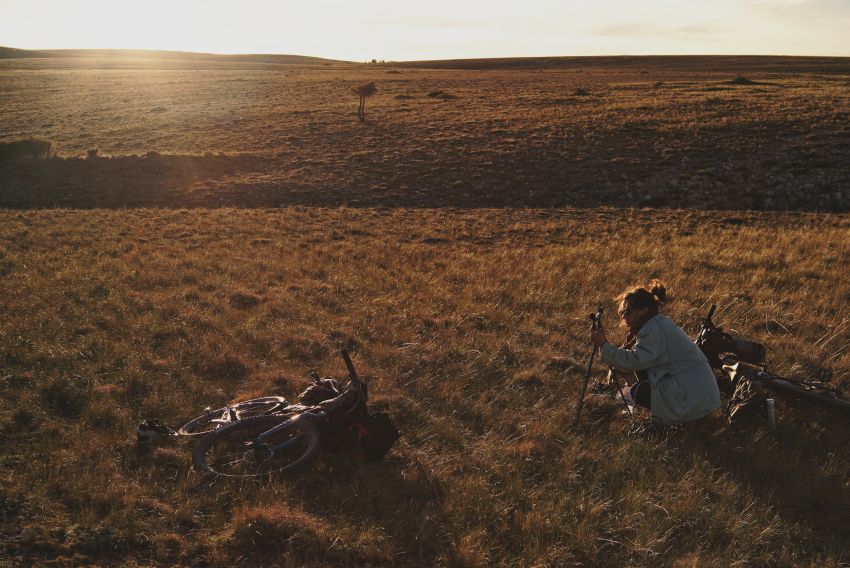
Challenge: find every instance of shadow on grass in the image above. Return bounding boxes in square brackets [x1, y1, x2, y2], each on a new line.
[690, 411, 850, 557]
[186, 453, 454, 565]
[0, 154, 273, 208]
[2, 144, 848, 211]
[292, 454, 455, 566]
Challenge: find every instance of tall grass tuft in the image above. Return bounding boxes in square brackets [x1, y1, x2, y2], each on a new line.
[231, 504, 329, 560]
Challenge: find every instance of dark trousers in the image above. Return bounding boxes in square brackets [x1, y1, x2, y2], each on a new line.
[630, 381, 652, 410]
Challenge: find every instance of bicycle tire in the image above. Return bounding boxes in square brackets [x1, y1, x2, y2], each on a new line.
[764, 379, 850, 418]
[178, 396, 288, 436]
[192, 415, 321, 477]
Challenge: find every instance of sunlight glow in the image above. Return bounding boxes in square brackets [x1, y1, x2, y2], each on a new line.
[1, 0, 848, 60]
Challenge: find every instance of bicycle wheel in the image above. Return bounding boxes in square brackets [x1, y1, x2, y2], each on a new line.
[764, 379, 850, 418]
[192, 415, 321, 477]
[178, 396, 288, 436]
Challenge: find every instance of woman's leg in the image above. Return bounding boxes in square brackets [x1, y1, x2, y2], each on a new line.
[630, 381, 652, 410]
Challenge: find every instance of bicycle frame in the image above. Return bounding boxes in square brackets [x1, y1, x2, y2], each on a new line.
[251, 411, 326, 459]
[178, 396, 290, 436]
[246, 349, 368, 458]
[697, 305, 850, 423]
[208, 404, 272, 426]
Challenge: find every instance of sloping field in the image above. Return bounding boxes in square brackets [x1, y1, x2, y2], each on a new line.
[0, 46, 346, 65]
[2, 54, 850, 566]
[395, 55, 850, 73]
[1, 56, 849, 210]
[1, 207, 849, 566]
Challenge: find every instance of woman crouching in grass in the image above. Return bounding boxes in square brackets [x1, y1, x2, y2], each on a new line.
[590, 280, 721, 425]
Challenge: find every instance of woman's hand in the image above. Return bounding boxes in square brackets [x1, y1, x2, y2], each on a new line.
[591, 321, 608, 348]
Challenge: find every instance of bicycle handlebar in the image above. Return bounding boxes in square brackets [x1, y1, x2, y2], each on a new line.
[341, 349, 363, 385]
[697, 303, 766, 368]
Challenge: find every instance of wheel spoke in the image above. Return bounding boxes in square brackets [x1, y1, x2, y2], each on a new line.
[178, 397, 289, 436]
[193, 415, 321, 477]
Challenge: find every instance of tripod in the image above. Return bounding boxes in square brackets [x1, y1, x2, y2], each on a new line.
[573, 307, 634, 426]
[573, 307, 604, 426]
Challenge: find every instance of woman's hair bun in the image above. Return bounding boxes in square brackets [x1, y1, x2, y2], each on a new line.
[618, 279, 668, 313]
[647, 279, 667, 304]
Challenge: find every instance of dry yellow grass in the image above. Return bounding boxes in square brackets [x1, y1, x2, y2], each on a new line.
[1, 207, 849, 566]
[2, 53, 849, 566]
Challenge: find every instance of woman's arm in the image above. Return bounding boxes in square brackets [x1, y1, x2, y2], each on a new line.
[599, 322, 665, 371]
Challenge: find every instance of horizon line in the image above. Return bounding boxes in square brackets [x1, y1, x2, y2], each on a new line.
[3, 45, 850, 63]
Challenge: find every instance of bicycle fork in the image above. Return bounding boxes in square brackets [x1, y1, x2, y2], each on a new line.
[246, 413, 318, 461]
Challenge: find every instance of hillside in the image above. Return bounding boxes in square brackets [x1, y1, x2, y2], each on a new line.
[0, 46, 57, 59]
[0, 46, 347, 66]
[395, 54, 850, 73]
[1, 55, 849, 211]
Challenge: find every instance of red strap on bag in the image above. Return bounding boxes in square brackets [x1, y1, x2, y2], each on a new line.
[349, 423, 369, 439]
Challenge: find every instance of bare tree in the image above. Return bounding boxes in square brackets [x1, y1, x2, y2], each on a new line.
[352, 82, 377, 121]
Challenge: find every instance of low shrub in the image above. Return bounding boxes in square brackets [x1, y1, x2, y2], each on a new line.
[228, 291, 263, 309]
[0, 138, 54, 162]
[231, 504, 328, 557]
[730, 76, 756, 85]
[427, 90, 458, 100]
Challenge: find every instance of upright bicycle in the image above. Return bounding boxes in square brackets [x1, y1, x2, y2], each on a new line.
[695, 305, 850, 423]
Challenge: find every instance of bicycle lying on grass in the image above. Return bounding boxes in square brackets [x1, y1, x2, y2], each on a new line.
[189, 349, 399, 477]
[137, 350, 399, 476]
[695, 304, 850, 426]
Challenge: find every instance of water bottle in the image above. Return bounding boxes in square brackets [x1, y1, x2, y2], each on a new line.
[766, 398, 776, 432]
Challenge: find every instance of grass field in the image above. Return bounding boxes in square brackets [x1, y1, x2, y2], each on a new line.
[1, 54, 850, 566]
[2, 206, 849, 566]
[2, 55, 849, 210]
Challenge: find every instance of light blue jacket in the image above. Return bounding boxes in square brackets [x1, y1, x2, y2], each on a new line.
[600, 314, 721, 425]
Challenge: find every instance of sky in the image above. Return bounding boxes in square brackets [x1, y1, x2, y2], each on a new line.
[1, 0, 849, 61]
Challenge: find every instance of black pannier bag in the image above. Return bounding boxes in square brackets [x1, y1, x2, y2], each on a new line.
[298, 377, 341, 405]
[349, 411, 400, 462]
